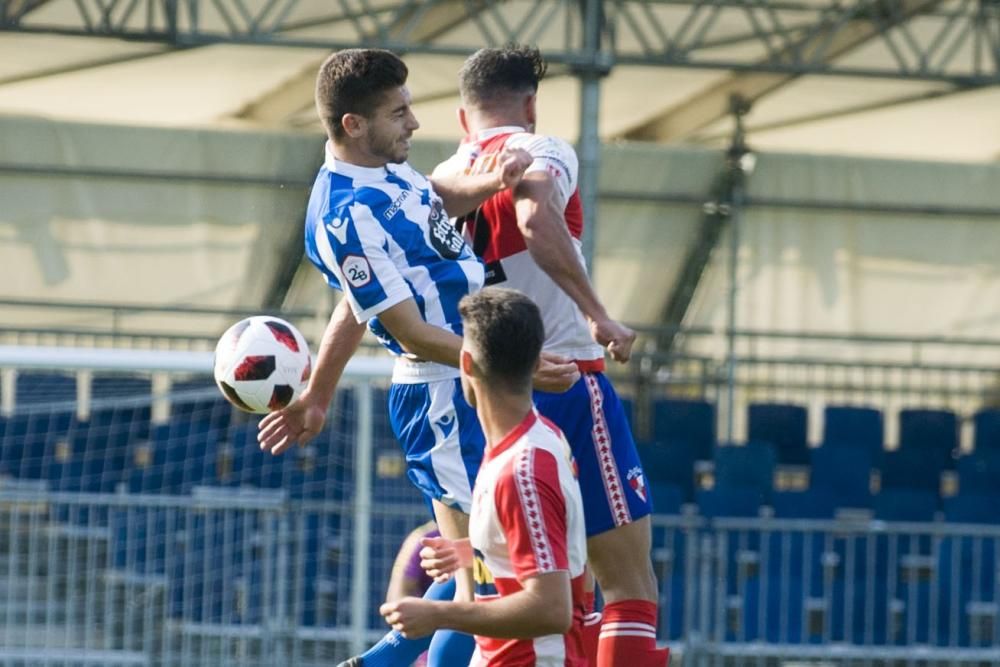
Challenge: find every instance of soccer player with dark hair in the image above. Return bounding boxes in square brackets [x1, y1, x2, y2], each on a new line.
[257, 49, 579, 667]
[433, 45, 669, 666]
[381, 287, 589, 666]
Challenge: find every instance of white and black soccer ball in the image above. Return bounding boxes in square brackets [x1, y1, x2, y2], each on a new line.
[214, 316, 312, 414]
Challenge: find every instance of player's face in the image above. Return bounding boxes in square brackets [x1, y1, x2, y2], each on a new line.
[364, 86, 420, 164]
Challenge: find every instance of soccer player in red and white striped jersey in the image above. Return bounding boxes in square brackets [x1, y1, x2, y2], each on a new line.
[381, 288, 588, 666]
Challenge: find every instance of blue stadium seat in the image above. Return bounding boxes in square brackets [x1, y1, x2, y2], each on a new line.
[748, 403, 809, 465]
[810, 445, 873, 509]
[15, 372, 76, 405]
[944, 493, 1000, 524]
[637, 439, 695, 502]
[879, 447, 942, 493]
[649, 481, 683, 515]
[713, 441, 776, 502]
[822, 405, 883, 457]
[957, 449, 1000, 495]
[771, 489, 836, 519]
[91, 374, 151, 399]
[696, 487, 762, 518]
[652, 398, 716, 462]
[873, 488, 938, 522]
[973, 408, 1000, 452]
[0, 411, 72, 479]
[899, 408, 959, 469]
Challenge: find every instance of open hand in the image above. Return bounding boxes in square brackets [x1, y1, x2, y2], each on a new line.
[256, 393, 327, 455]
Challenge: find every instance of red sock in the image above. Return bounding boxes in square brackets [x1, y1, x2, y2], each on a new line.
[582, 591, 601, 666]
[597, 600, 669, 667]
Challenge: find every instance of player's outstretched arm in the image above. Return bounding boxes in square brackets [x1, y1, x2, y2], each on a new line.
[430, 148, 533, 217]
[257, 298, 366, 455]
[378, 298, 579, 392]
[380, 571, 572, 640]
[513, 172, 637, 363]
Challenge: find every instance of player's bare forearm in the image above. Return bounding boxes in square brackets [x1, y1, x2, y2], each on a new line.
[432, 171, 506, 219]
[377, 298, 463, 367]
[302, 298, 367, 408]
[432, 148, 532, 217]
[514, 175, 609, 324]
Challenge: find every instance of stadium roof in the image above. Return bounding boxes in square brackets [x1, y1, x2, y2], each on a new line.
[1, 0, 999, 162]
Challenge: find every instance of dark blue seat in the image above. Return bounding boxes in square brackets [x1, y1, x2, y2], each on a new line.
[696, 487, 762, 518]
[810, 445, 873, 509]
[880, 447, 942, 493]
[0, 411, 72, 479]
[937, 535, 998, 647]
[823, 405, 883, 457]
[873, 488, 938, 522]
[15, 372, 76, 405]
[649, 481, 683, 515]
[713, 441, 776, 503]
[637, 440, 695, 502]
[957, 449, 1000, 495]
[771, 489, 836, 519]
[944, 493, 1000, 524]
[653, 399, 715, 462]
[748, 403, 809, 465]
[973, 408, 1000, 452]
[899, 408, 959, 469]
[91, 374, 151, 400]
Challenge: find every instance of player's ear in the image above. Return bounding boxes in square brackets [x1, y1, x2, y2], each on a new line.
[341, 112, 367, 139]
[457, 107, 469, 136]
[460, 348, 475, 377]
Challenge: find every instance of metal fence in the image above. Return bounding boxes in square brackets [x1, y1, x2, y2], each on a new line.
[3, 485, 1000, 667]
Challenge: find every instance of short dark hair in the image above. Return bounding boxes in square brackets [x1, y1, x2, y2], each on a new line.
[315, 49, 408, 139]
[459, 288, 545, 392]
[458, 44, 547, 107]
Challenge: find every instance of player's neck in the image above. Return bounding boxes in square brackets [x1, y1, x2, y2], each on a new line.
[467, 112, 531, 137]
[476, 391, 534, 451]
[327, 138, 388, 169]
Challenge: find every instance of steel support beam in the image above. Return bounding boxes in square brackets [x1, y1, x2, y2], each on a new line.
[619, 0, 945, 142]
[2, 1, 998, 85]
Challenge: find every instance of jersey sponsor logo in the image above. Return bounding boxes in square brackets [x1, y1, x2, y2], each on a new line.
[428, 198, 465, 259]
[341, 255, 372, 287]
[626, 466, 647, 503]
[383, 190, 410, 220]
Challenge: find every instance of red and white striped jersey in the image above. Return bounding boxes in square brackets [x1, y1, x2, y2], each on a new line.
[468, 409, 588, 667]
[434, 127, 605, 368]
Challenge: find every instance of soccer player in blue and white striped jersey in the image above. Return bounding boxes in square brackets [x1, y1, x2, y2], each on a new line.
[257, 49, 578, 667]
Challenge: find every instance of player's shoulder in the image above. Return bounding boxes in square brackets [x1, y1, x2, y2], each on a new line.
[506, 132, 577, 159]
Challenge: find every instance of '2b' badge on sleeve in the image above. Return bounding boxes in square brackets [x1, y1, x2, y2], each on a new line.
[341, 255, 372, 287]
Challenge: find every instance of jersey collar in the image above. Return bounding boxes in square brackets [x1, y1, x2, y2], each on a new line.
[324, 141, 391, 181]
[485, 408, 538, 463]
[474, 125, 527, 141]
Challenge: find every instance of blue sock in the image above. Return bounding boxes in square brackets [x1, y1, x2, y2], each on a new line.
[427, 628, 476, 667]
[359, 579, 456, 666]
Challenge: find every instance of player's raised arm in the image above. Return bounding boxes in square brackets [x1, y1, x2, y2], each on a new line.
[513, 170, 636, 363]
[430, 147, 533, 218]
[257, 298, 365, 455]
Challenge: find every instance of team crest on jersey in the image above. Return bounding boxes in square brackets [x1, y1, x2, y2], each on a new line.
[341, 255, 371, 287]
[428, 198, 465, 259]
[626, 466, 647, 503]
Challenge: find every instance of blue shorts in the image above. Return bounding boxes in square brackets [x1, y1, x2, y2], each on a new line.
[388, 378, 484, 514]
[534, 372, 653, 537]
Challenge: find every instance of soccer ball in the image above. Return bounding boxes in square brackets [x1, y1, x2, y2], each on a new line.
[214, 316, 312, 414]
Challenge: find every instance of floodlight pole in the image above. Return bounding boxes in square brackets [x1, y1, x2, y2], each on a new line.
[723, 95, 753, 444]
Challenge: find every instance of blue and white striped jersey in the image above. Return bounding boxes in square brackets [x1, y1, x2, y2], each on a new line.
[304, 145, 485, 378]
